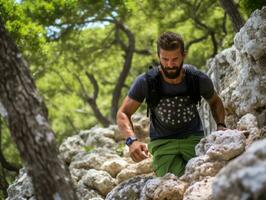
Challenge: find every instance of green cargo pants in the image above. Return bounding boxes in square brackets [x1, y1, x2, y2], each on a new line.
[148, 135, 202, 177]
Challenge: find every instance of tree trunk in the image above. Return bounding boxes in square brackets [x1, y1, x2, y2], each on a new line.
[219, 0, 245, 33]
[0, 17, 77, 200]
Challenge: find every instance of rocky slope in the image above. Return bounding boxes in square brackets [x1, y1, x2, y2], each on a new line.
[6, 6, 266, 200]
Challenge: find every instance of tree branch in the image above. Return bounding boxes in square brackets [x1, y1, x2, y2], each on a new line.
[134, 48, 151, 55]
[210, 31, 218, 57]
[219, 0, 245, 33]
[109, 19, 136, 121]
[85, 72, 99, 100]
[186, 35, 209, 51]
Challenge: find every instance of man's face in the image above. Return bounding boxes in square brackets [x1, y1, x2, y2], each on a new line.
[159, 48, 185, 79]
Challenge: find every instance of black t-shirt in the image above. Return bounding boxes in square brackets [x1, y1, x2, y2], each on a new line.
[128, 64, 215, 140]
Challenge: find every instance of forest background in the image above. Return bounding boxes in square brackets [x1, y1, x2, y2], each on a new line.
[0, 0, 264, 198]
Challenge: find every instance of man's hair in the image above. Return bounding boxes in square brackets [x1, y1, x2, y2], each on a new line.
[157, 32, 185, 55]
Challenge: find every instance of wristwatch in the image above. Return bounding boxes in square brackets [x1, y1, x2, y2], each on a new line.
[125, 136, 138, 146]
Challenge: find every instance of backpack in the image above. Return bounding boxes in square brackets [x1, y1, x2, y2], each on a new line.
[145, 65, 201, 117]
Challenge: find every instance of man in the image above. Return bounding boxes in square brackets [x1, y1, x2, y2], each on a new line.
[116, 32, 226, 177]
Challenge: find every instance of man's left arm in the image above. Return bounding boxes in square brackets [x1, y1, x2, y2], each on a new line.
[207, 91, 227, 131]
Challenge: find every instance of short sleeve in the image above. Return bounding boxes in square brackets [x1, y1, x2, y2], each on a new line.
[128, 74, 147, 103]
[198, 71, 215, 100]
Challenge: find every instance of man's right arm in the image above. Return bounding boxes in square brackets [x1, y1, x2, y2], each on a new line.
[116, 96, 149, 162]
[116, 96, 141, 138]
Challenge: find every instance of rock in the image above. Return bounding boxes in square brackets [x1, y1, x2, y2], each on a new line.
[101, 158, 129, 177]
[69, 148, 121, 171]
[85, 127, 116, 148]
[196, 130, 246, 160]
[183, 177, 215, 200]
[203, 7, 266, 131]
[141, 173, 188, 200]
[80, 169, 117, 196]
[70, 168, 89, 183]
[109, 125, 125, 142]
[106, 176, 154, 200]
[116, 158, 153, 183]
[180, 155, 226, 183]
[6, 169, 34, 200]
[237, 113, 259, 131]
[59, 135, 85, 164]
[237, 113, 261, 148]
[75, 182, 103, 200]
[132, 114, 150, 142]
[213, 138, 266, 200]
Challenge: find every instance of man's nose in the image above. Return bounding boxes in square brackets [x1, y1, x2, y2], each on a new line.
[166, 60, 175, 67]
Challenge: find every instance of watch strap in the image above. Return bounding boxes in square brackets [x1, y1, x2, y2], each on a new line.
[125, 136, 137, 146]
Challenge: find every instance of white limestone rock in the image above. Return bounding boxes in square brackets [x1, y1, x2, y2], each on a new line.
[80, 169, 117, 196]
[206, 7, 266, 129]
[6, 169, 34, 200]
[70, 168, 88, 184]
[85, 127, 116, 148]
[183, 177, 215, 200]
[196, 129, 246, 160]
[237, 113, 259, 131]
[116, 158, 153, 183]
[237, 113, 261, 148]
[180, 155, 226, 183]
[141, 173, 188, 200]
[75, 182, 103, 200]
[105, 176, 154, 200]
[131, 113, 150, 141]
[59, 135, 85, 164]
[101, 158, 129, 177]
[108, 125, 125, 141]
[69, 148, 121, 171]
[213, 138, 266, 200]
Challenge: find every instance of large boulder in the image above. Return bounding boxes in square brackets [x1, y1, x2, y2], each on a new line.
[59, 135, 85, 164]
[79, 169, 117, 196]
[141, 173, 188, 200]
[195, 130, 246, 160]
[203, 7, 266, 131]
[212, 138, 266, 200]
[116, 158, 153, 183]
[105, 176, 154, 200]
[183, 177, 215, 200]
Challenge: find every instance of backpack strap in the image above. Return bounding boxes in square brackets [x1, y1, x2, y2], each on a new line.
[184, 66, 201, 105]
[145, 66, 161, 117]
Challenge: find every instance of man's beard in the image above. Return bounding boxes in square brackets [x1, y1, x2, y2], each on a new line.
[160, 61, 183, 79]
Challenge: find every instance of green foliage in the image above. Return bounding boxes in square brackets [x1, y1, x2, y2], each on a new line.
[0, 0, 47, 55]
[2, 127, 21, 166]
[83, 145, 95, 153]
[115, 142, 125, 156]
[0, 118, 21, 194]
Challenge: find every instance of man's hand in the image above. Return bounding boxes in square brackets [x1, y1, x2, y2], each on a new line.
[129, 141, 149, 162]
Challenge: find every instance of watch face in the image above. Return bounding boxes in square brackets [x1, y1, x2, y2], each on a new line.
[126, 136, 137, 146]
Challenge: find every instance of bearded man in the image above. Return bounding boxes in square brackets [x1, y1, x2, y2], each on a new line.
[116, 32, 226, 177]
